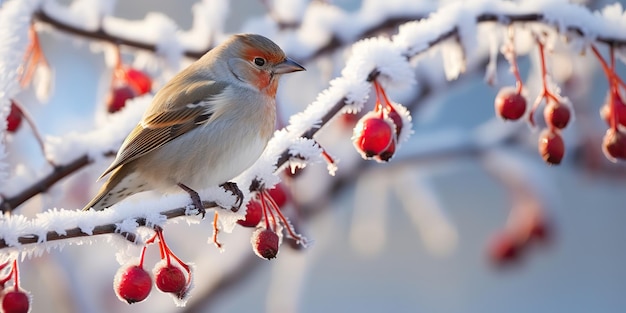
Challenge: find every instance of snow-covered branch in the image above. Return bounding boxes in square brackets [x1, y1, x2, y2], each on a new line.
[3, 0, 626, 249]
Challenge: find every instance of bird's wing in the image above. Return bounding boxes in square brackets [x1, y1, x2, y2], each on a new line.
[98, 79, 228, 180]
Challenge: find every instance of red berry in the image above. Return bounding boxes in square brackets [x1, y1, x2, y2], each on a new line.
[2, 290, 29, 313]
[386, 107, 403, 139]
[107, 85, 137, 113]
[6, 102, 22, 133]
[252, 228, 279, 260]
[488, 232, 522, 266]
[538, 129, 565, 165]
[124, 67, 152, 95]
[352, 111, 395, 158]
[495, 87, 526, 120]
[114, 265, 152, 304]
[602, 128, 626, 161]
[267, 184, 288, 208]
[154, 265, 187, 294]
[544, 101, 570, 129]
[238, 200, 263, 227]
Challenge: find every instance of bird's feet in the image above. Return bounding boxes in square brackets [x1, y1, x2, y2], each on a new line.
[219, 181, 243, 212]
[177, 183, 206, 218]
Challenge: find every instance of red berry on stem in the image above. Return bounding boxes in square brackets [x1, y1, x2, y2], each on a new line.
[124, 67, 152, 95]
[352, 111, 395, 158]
[107, 85, 137, 114]
[154, 264, 187, 294]
[495, 87, 526, 121]
[267, 184, 288, 208]
[114, 265, 152, 304]
[488, 232, 522, 266]
[2, 290, 29, 313]
[544, 101, 571, 129]
[252, 228, 280, 260]
[238, 200, 263, 227]
[6, 102, 22, 133]
[538, 129, 565, 165]
[602, 128, 626, 161]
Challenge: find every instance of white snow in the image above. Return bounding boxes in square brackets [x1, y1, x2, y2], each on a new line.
[178, 0, 229, 53]
[0, 0, 625, 287]
[0, 0, 41, 188]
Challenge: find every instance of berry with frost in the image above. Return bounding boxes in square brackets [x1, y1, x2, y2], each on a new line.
[602, 128, 626, 162]
[495, 87, 526, 121]
[252, 228, 280, 260]
[538, 129, 565, 165]
[352, 111, 395, 159]
[154, 265, 186, 295]
[544, 101, 570, 129]
[1, 290, 29, 313]
[114, 265, 152, 304]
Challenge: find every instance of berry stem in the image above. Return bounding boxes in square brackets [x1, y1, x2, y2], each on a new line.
[374, 80, 395, 112]
[505, 27, 524, 94]
[12, 259, 19, 291]
[259, 192, 272, 231]
[156, 229, 191, 276]
[264, 190, 304, 244]
[591, 45, 626, 90]
[141, 232, 159, 267]
[528, 35, 561, 127]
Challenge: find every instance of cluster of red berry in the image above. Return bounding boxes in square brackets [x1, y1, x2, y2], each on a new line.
[495, 36, 572, 165]
[114, 228, 191, 304]
[236, 184, 304, 259]
[593, 47, 626, 161]
[495, 34, 626, 165]
[352, 80, 406, 162]
[107, 63, 152, 113]
[0, 260, 29, 313]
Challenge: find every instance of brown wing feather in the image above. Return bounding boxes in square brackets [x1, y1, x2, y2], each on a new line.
[98, 79, 228, 180]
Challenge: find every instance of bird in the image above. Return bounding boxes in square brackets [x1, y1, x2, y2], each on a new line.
[82, 33, 305, 216]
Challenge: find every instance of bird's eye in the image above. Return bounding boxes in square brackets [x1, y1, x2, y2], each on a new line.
[253, 57, 266, 66]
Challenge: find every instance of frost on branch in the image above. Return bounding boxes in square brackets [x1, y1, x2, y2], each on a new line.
[2, 0, 626, 310]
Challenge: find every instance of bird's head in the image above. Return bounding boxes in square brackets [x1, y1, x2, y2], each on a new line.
[223, 34, 305, 97]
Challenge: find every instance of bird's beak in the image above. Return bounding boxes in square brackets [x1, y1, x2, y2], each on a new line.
[273, 57, 306, 74]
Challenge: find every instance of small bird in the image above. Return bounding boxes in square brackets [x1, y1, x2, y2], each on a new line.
[83, 34, 305, 215]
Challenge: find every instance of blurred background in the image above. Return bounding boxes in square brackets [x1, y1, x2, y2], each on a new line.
[3, 0, 626, 312]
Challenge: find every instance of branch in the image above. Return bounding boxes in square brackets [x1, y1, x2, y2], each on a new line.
[10, 2, 623, 212]
[3, 1, 624, 250]
[0, 202, 217, 249]
[33, 9, 424, 61]
[0, 152, 115, 213]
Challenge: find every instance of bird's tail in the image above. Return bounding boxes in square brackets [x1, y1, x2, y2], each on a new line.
[82, 166, 148, 211]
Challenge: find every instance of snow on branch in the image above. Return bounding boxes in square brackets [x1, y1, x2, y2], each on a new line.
[2, 0, 626, 255]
